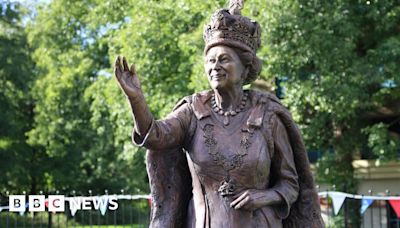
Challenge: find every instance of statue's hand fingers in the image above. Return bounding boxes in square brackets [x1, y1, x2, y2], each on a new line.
[233, 196, 250, 210]
[122, 56, 130, 72]
[114, 56, 123, 81]
[129, 64, 141, 89]
[130, 63, 136, 75]
[230, 190, 249, 208]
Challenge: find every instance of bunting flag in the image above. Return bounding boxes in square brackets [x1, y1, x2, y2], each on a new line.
[389, 200, 400, 218]
[0, 206, 9, 212]
[116, 194, 149, 200]
[19, 203, 29, 216]
[69, 205, 79, 216]
[98, 196, 109, 216]
[4, 192, 400, 218]
[319, 192, 400, 218]
[68, 197, 83, 217]
[360, 199, 374, 215]
[318, 191, 400, 201]
[329, 192, 347, 215]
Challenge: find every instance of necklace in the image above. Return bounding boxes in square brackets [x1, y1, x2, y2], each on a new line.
[211, 92, 248, 126]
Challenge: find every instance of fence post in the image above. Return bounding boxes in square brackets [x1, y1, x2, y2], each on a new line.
[6, 191, 10, 228]
[113, 194, 117, 226]
[361, 193, 364, 228]
[326, 187, 330, 228]
[368, 189, 373, 228]
[378, 189, 382, 228]
[89, 190, 92, 228]
[104, 190, 108, 225]
[129, 193, 133, 227]
[386, 189, 391, 228]
[344, 184, 348, 228]
[121, 189, 125, 225]
[56, 190, 60, 228]
[22, 191, 27, 228]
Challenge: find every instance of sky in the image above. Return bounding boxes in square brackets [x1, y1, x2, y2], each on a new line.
[8, 0, 49, 4]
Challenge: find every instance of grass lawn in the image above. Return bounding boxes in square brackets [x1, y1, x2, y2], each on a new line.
[1, 213, 147, 228]
[75, 225, 145, 228]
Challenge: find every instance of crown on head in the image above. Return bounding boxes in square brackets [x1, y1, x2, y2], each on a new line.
[203, 0, 261, 54]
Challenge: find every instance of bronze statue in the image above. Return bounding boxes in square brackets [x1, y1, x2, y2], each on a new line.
[114, 0, 324, 227]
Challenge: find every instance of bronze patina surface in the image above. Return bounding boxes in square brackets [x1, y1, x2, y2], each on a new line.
[114, 0, 324, 227]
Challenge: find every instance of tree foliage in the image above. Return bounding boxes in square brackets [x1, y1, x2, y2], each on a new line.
[2, 0, 226, 194]
[1, 1, 399, 209]
[0, 1, 38, 193]
[261, 0, 400, 191]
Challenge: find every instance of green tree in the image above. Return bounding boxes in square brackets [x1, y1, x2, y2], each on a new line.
[262, 0, 400, 187]
[22, 0, 226, 194]
[260, 1, 400, 226]
[108, 0, 226, 117]
[24, 0, 143, 193]
[0, 1, 41, 193]
[4, 1, 399, 213]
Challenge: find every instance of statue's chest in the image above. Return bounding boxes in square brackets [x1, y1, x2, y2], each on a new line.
[187, 113, 271, 188]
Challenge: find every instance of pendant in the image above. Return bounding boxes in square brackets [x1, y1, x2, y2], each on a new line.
[223, 115, 230, 126]
[218, 178, 236, 197]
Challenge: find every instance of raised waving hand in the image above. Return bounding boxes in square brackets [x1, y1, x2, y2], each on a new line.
[114, 56, 143, 100]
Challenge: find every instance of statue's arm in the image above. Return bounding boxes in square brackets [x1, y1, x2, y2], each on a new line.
[114, 56, 192, 150]
[132, 102, 193, 150]
[114, 56, 153, 137]
[268, 116, 300, 219]
[128, 95, 153, 141]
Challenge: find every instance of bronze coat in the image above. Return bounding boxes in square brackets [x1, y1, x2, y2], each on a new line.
[134, 90, 324, 228]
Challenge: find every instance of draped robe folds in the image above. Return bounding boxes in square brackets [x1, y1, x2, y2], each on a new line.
[133, 90, 324, 228]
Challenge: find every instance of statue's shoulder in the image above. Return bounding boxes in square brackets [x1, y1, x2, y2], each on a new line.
[248, 89, 284, 109]
[191, 90, 214, 102]
[173, 95, 193, 111]
[173, 90, 213, 117]
[248, 90, 293, 127]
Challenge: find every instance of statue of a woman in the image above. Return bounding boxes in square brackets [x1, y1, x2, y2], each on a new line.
[114, 1, 324, 227]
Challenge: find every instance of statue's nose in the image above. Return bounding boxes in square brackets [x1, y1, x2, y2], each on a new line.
[212, 61, 221, 71]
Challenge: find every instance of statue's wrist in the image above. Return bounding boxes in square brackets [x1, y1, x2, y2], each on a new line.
[261, 190, 282, 206]
[127, 93, 144, 104]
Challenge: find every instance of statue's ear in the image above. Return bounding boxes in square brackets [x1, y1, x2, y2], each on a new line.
[242, 66, 250, 83]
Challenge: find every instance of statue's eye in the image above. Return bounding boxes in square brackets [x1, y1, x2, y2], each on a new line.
[220, 57, 229, 63]
[208, 58, 216, 63]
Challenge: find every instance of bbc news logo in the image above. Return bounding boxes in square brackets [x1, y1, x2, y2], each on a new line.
[9, 195, 118, 212]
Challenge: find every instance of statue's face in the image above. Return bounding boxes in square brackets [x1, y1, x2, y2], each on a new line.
[204, 46, 247, 90]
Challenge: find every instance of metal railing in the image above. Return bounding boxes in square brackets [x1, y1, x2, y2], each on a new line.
[318, 187, 400, 228]
[0, 191, 150, 228]
[1, 188, 400, 228]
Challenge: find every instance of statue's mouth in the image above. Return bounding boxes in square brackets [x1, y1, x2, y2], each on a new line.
[211, 74, 226, 81]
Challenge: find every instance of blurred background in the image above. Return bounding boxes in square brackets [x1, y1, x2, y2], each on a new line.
[0, 0, 399, 227]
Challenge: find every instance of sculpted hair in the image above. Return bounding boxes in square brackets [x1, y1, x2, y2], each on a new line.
[232, 47, 262, 85]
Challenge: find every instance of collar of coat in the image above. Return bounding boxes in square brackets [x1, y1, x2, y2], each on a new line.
[173, 89, 283, 128]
